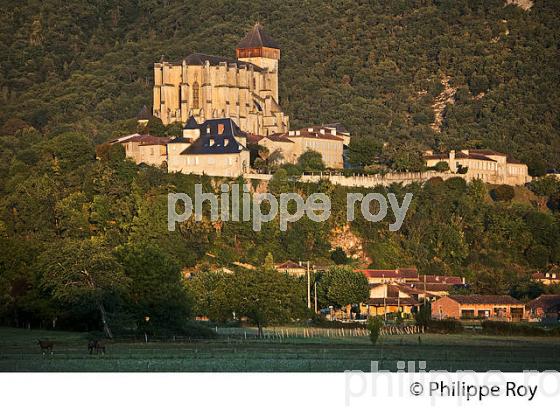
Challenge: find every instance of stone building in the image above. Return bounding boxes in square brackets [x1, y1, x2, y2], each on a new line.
[113, 133, 170, 167]
[431, 295, 526, 321]
[250, 124, 349, 169]
[153, 23, 289, 136]
[167, 117, 250, 177]
[424, 149, 531, 185]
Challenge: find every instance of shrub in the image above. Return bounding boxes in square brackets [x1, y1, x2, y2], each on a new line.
[491, 185, 515, 202]
[426, 319, 463, 334]
[480, 321, 560, 337]
[432, 161, 450, 172]
[414, 303, 431, 326]
[367, 316, 384, 345]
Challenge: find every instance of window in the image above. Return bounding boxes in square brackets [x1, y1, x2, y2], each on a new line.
[461, 309, 475, 318]
[192, 82, 200, 109]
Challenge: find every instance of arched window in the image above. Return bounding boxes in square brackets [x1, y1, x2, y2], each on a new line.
[192, 82, 200, 109]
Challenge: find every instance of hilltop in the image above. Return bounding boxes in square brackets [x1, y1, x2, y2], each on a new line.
[0, 0, 558, 174]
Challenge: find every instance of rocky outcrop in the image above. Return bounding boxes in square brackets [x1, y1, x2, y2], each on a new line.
[329, 224, 371, 264]
[430, 75, 456, 133]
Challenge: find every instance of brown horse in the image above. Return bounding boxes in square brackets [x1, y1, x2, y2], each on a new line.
[37, 340, 54, 355]
[88, 340, 106, 355]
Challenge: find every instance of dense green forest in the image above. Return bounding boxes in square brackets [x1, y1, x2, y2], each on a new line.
[1, 0, 559, 334]
[0, 0, 559, 171]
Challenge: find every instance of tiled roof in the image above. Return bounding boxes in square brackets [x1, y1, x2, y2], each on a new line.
[424, 152, 497, 162]
[420, 275, 464, 285]
[122, 134, 170, 146]
[276, 261, 304, 270]
[237, 23, 280, 49]
[265, 133, 295, 143]
[447, 295, 523, 305]
[367, 297, 420, 307]
[292, 130, 344, 141]
[527, 295, 560, 311]
[358, 268, 419, 279]
[245, 133, 264, 144]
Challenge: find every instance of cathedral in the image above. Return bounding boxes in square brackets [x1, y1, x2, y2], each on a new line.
[152, 23, 289, 136]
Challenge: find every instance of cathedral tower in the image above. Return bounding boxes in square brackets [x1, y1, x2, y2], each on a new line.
[236, 23, 280, 102]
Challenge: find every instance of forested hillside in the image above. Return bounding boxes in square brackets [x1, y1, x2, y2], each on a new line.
[1, 0, 560, 332]
[1, 0, 559, 172]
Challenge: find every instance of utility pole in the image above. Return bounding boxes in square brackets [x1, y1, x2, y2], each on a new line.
[307, 261, 311, 309]
[314, 281, 318, 313]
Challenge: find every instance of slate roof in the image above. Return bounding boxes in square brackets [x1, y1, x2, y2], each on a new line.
[184, 116, 198, 130]
[446, 295, 523, 305]
[237, 23, 280, 49]
[180, 118, 248, 155]
[323, 123, 349, 134]
[175, 53, 265, 72]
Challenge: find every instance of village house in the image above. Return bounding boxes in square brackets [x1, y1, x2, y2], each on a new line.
[357, 268, 420, 284]
[531, 267, 560, 286]
[167, 117, 250, 177]
[431, 295, 526, 321]
[274, 261, 308, 277]
[251, 124, 349, 169]
[361, 283, 421, 316]
[527, 294, 560, 322]
[112, 133, 170, 167]
[424, 149, 531, 185]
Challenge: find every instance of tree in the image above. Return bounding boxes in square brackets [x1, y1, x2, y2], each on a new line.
[491, 185, 515, 202]
[367, 316, 384, 345]
[318, 266, 369, 317]
[330, 247, 349, 265]
[297, 150, 325, 172]
[186, 270, 232, 322]
[116, 243, 192, 332]
[38, 238, 129, 338]
[268, 168, 290, 195]
[231, 268, 307, 337]
[347, 137, 383, 168]
[432, 161, 450, 172]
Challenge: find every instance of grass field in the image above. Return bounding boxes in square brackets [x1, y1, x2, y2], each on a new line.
[1, 327, 559, 372]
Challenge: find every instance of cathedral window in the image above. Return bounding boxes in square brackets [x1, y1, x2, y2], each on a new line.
[193, 82, 200, 109]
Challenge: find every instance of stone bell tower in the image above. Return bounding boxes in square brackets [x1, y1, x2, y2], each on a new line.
[236, 23, 280, 102]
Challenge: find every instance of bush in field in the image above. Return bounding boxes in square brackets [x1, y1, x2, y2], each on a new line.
[427, 319, 463, 334]
[367, 316, 384, 345]
[414, 303, 431, 326]
[481, 321, 560, 337]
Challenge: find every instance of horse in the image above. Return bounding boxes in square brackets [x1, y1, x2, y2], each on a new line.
[37, 340, 54, 355]
[87, 340, 96, 354]
[87, 340, 106, 355]
[95, 340, 106, 355]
